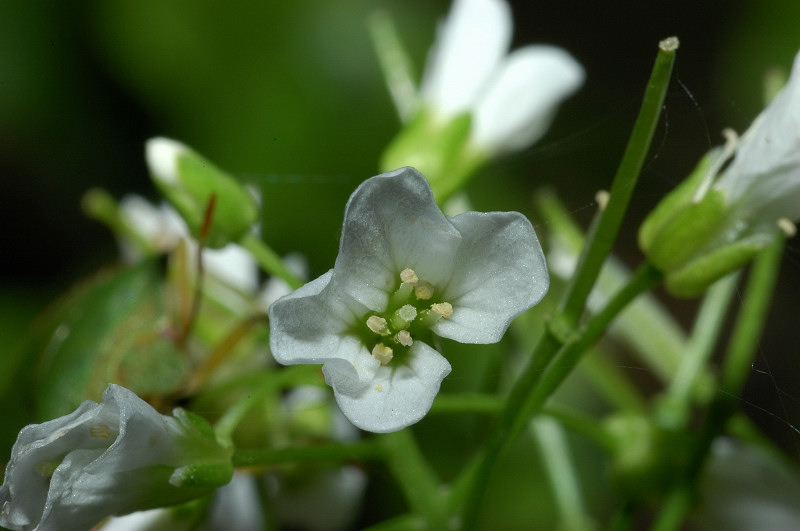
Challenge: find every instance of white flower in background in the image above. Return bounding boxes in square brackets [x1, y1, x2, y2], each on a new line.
[712, 49, 800, 234]
[421, 0, 584, 154]
[119, 195, 259, 295]
[0, 384, 232, 531]
[694, 438, 800, 530]
[268, 167, 548, 432]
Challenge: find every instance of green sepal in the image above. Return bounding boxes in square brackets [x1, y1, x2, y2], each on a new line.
[665, 234, 768, 298]
[169, 461, 234, 489]
[152, 141, 259, 249]
[380, 107, 474, 200]
[639, 147, 719, 255]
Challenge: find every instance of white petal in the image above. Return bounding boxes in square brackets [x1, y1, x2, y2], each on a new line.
[330, 342, 451, 433]
[472, 45, 584, 153]
[145, 137, 187, 186]
[268, 271, 380, 392]
[420, 0, 512, 118]
[334, 168, 462, 310]
[202, 243, 259, 294]
[715, 50, 800, 221]
[434, 211, 549, 343]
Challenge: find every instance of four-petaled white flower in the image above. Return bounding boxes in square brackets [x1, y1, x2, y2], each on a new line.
[268, 167, 549, 433]
[0, 384, 232, 531]
[712, 49, 800, 236]
[421, 0, 584, 154]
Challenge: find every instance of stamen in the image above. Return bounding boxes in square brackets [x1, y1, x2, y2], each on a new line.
[414, 281, 434, 300]
[778, 217, 797, 238]
[366, 315, 390, 335]
[90, 424, 113, 439]
[390, 304, 418, 329]
[371, 343, 394, 365]
[396, 330, 413, 346]
[431, 302, 453, 319]
[400, 268, 419, 284]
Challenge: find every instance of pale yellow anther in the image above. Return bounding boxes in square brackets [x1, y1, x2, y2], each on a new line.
[372, 343, 394, 365]
[431, 302, 453, 319]
[415, 281, 434, 300]
[778, 217, 797, 238]
[400, 268, 419, 284]
[366, 315, 390, 335]
[90, 424, 113, 439]
[396, 330, 413, 346]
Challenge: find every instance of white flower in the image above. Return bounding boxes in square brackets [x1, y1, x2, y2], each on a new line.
[268, 167, 548, 433]
[713, 49, 800, 235]
[0, 384, 232, 531]
[421, 0, 584, 154]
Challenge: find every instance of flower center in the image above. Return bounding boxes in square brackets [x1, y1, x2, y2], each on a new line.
[364, 268, 453, 365]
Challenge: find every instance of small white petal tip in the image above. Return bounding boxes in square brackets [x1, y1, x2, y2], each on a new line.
[145, 137, 187, 185]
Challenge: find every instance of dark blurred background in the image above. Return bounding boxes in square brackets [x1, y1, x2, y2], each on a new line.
[1, 0, 799, 460]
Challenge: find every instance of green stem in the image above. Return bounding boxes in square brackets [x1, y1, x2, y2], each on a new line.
[559, 37, 677, 325]
[650, 233, 786, 530]
[381, 429, 446, 525]
[531, 417, 595, 530]
[232, 440, 384, 468]
[240, 233, 304, 290]
[367, 10, 418, 121]
[214, 365, 321, 442]
[460, 262, 662, 529]
[658, 272, 739, 429]
[722, 233, 785, 395]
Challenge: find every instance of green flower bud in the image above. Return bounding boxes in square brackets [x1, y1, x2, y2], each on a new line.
[146, 137, 258, 249]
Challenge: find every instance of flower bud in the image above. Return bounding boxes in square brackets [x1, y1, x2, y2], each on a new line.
[146, 137, 258, 249]
[0, 384, 233, 531]
[640, 50, 800, 297]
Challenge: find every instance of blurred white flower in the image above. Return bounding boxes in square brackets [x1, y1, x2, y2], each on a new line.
[694, 438, 800, 530]
[421, 0, 584, 154]
[0, 385, 232, 531]
[119, 195, 259, 295]
[268, 167, 548, 432]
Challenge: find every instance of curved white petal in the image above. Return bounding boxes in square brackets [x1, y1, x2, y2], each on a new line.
[334, 168, 462, 310]
[421, 0, 512, 118]
[434, 211, 549, 343]
[715, 50, 800, 222]
[472, 45, 584, 153]
[268, 271, 380, 393]
[330, 342, 451, 433]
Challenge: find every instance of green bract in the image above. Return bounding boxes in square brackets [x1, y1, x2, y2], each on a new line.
[146, 137, 259, 249]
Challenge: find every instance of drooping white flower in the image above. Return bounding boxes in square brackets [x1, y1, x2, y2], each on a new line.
[421, 0, 584, 154]
[0, 384, 232, 531]
[268, 167, 549, 433]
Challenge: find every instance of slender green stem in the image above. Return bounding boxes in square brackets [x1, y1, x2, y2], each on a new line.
[367, 10, 418, 121]
[460, 263, 662, 529]
[722, 233, 785, 395]
[241, 233, 304, 289]
[214, 365, 321, 442]
[658, 272, 739, 429]
[559, 38, 677, 325]
[650, 233, 786, 530]
[532, 417, 596, 531]
[381, 429, 446, 525]
[232, 440, 384, 468]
